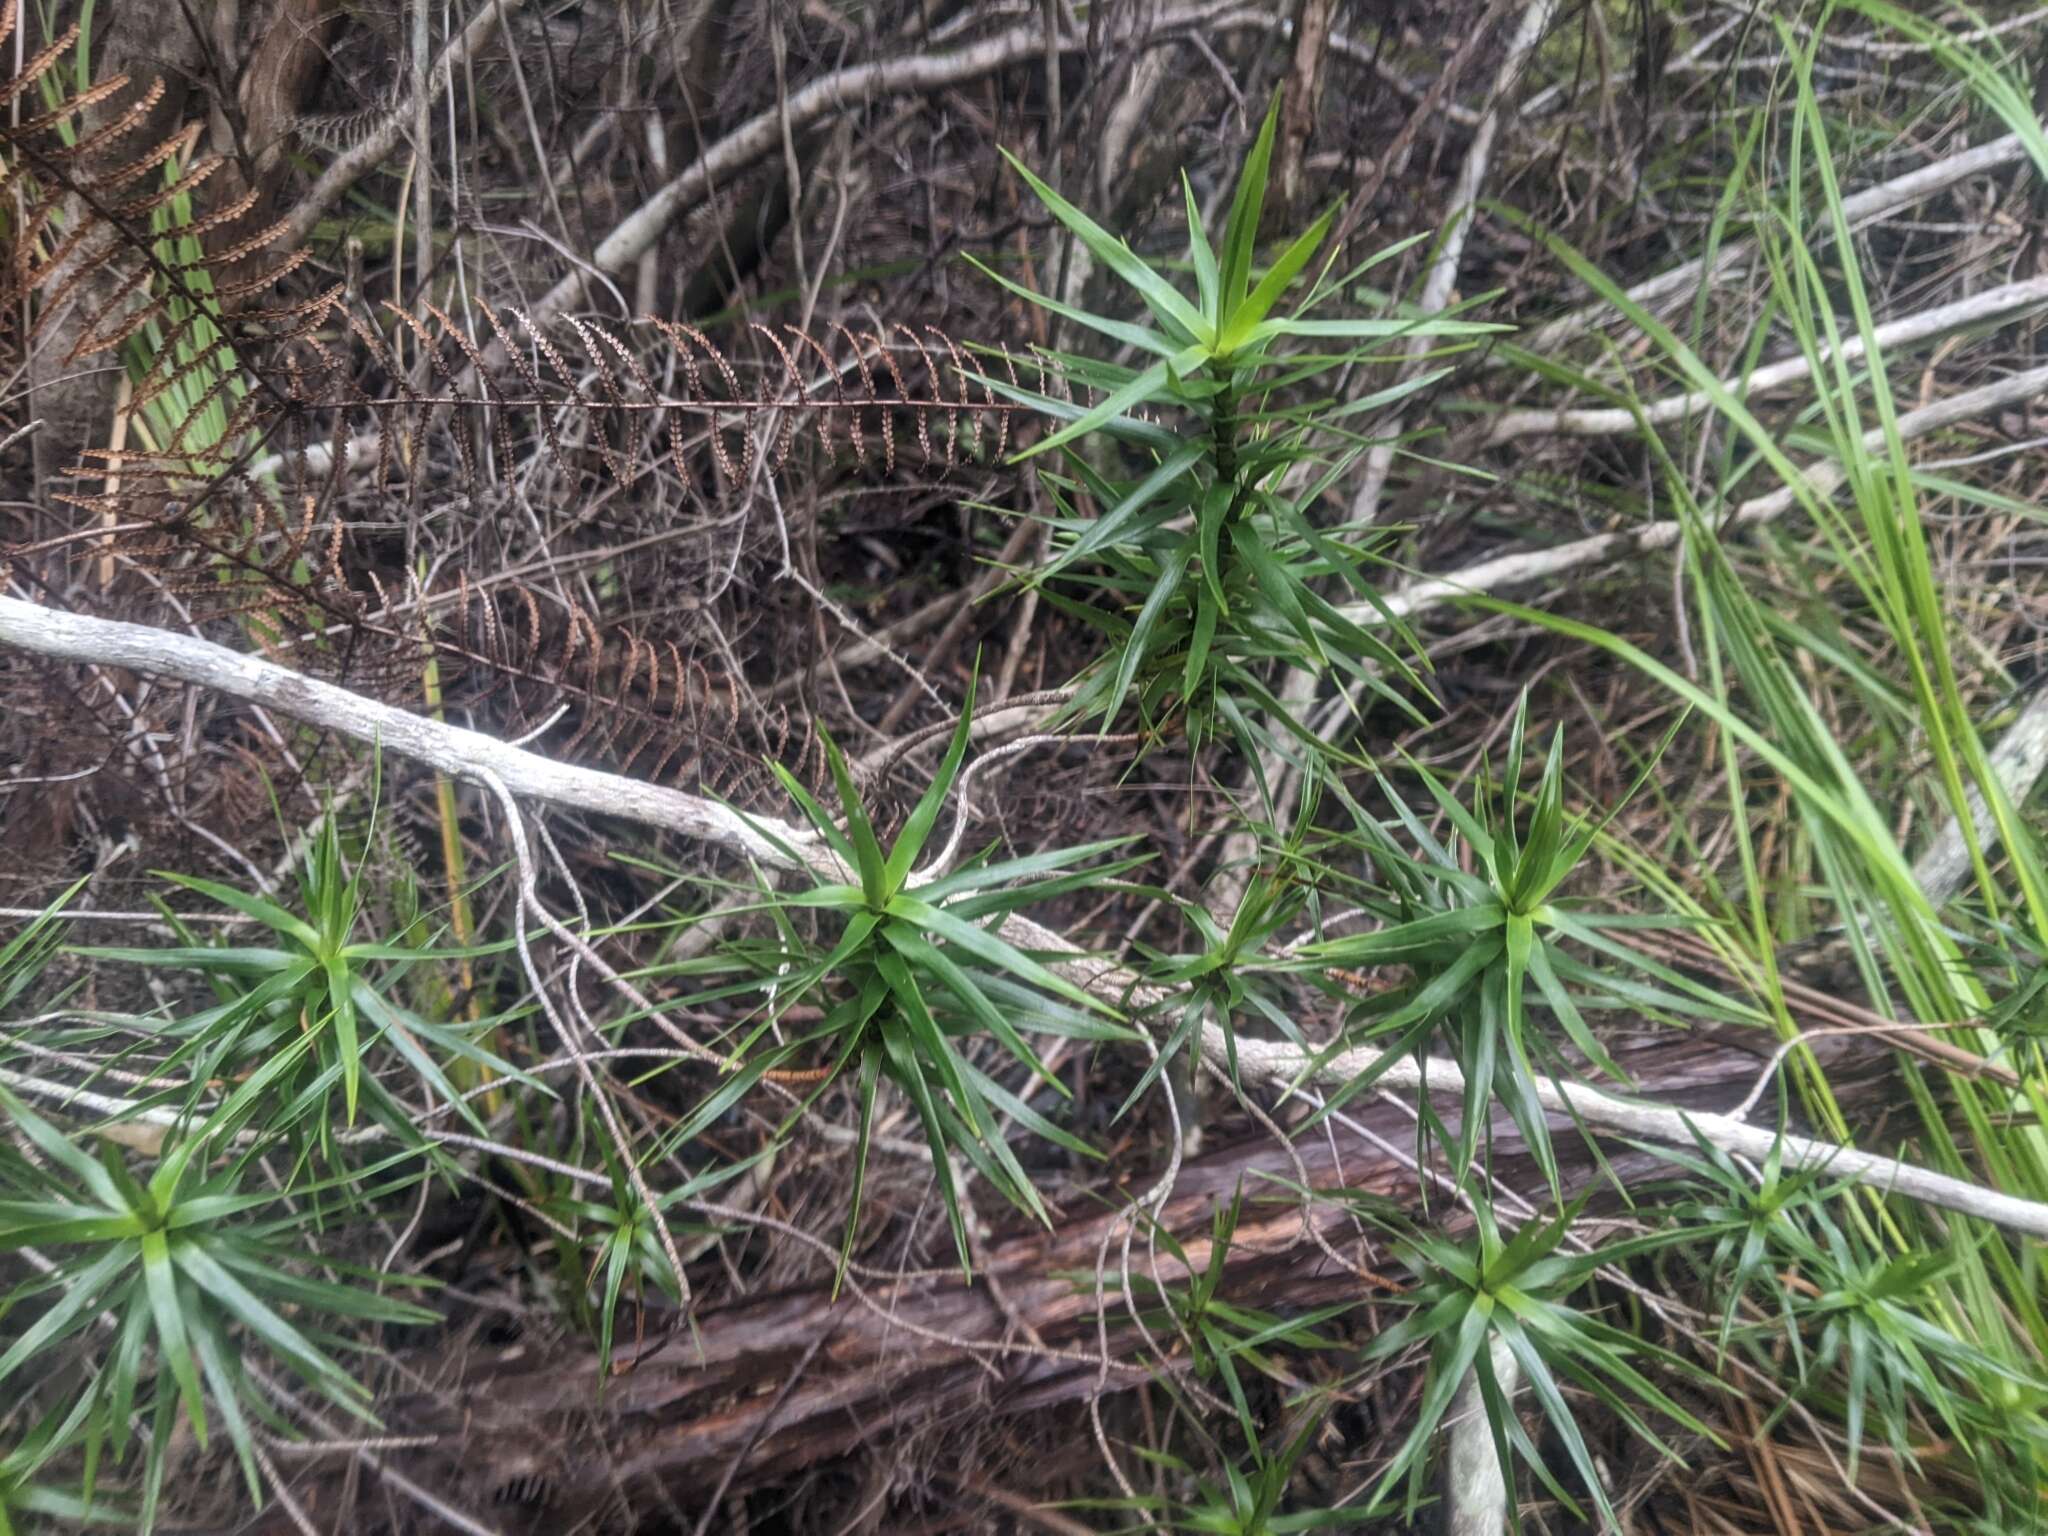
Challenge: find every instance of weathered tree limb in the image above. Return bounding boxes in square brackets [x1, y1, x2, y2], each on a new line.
[1913, 685, 2048, 910]
[1343, 361, 2048, 627]
[1514, 131, 2030, 362]
[291, 1025, 1889, 1528]
[5, 595, 2045, 1240]
[1348, 0, 1558, 523]
[1486, 276, 2048, 444]
[509, 2, 1239, 336]
[279, 0, 529, 250]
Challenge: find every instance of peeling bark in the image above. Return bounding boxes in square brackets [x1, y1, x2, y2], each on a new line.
[273, 1027, 1887, 1532]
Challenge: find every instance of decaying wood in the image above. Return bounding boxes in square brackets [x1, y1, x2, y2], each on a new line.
[284, 1027, 1885, 1529]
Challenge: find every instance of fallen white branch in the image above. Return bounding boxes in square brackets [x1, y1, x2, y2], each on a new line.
[1350, 0, 1559, 523]
[1212, 1033, 2048, 1241]
[1445, 1334, 1519, 1536]
[6, 596, 2047, 1239]
[1912, 684, 2048, 910]
[1346, 361, 2048, 626]
[281, 0, 528, 251]
[1488, 276, 2048, 444]
[1517, 131, 2029, 362]
[0, 599, 807, 868]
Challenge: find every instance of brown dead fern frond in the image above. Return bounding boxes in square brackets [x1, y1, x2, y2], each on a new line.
[320, 303, 1027, 494]
[0, 5, 306, 398]
[2, 0, 989, 848]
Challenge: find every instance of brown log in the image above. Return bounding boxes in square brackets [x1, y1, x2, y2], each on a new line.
[303, 1025, 1892, 1531]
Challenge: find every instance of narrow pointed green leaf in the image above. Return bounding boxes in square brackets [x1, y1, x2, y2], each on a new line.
[141, 1232, 206, 1449]
[1183, 172, 1219, 320]
[764, 758, 859, 869]
[876, 1020, 971, 1272]
[1014, 351, 1196, 463]
[1183, 589, 1220, 703]
[1043, 439, 1206, 575]
[1104, 544, 1190, 730]
[1196, 483, 1230, 617]
[822, 734, 887, 903]
[824, 1046, 883, 1295]
[185, 1311, 260, 1502]
[155, 871, 320, 949]
[0, 1246, 129, 1389]
[960, 1058, 1099, 1160]
[1525, 938, 1624, 1080]
[1218, 99, 1282, 323]
[885, 896, 1117, 1015]
[170, 1244, 359, 1399]
[963, 254, 1185, 356]
[324, 955, 360, 1124]
[999, 148, 1212, 344]
[883, 926, 1059, 1094]
[0, 1088, 125, 1208]
[1217, 207, 1333, 353]
[886, 681, 976, 891]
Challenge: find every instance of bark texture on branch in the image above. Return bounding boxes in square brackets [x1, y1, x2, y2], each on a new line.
[7, 595, 2046, 1240]
[291, 1026, 1887, 1531]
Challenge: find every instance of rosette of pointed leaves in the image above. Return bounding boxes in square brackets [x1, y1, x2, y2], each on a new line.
[659, 691, 1141, 1281]
[543, 1142, 762, 1373]
[73, 810, 528, 1154]
[1113, 1188, 1356, 1450]
[1357, 1200, 1718, 1530]
[1076, 1399, 1369, 1534]
[976, 100, 1506, 764]
[1283, 698, 1743, 1188]
[0, 1082, 434, 1530]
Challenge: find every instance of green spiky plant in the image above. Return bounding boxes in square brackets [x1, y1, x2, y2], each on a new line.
[1109, 1187, 1358, 1450]
[653, 686, 1142, 1279]
[543, 1140, 761, 1374]
[71, 806, 528, 1155]
[0, 1080, 435, 1531]
[1416, 7, 2048, 1521]
[1081, 1397, 1371, 1535]
[978, 100, 1505, 771]
[10, 6, 2048, 1529]
[1274, 697, 1746, 1189]
[1356, 1199, 1720, 1530]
